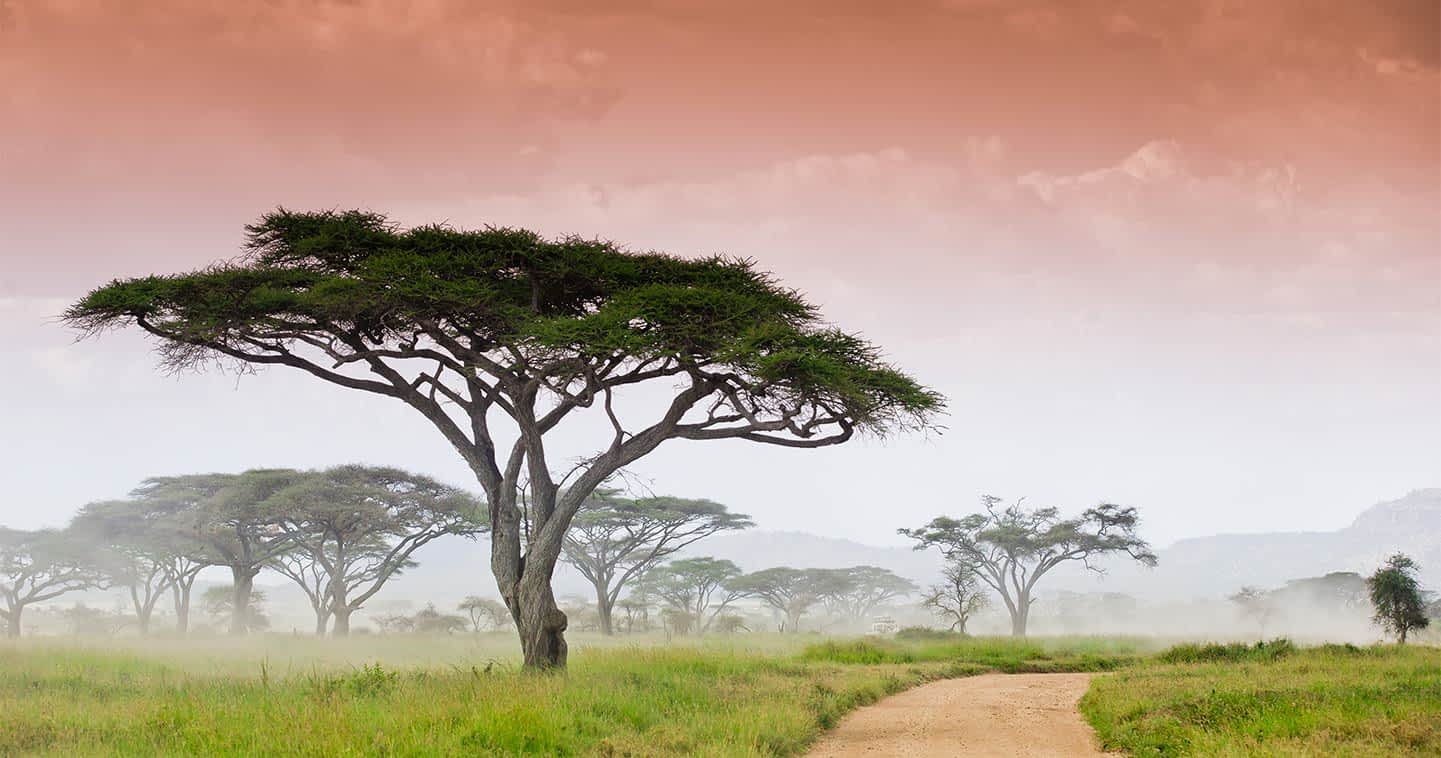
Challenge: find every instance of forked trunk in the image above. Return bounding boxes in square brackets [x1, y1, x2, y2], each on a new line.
[595, 586, 615, 636]
[1010, 597, 1030, 638]
[174, 583, 192, 637]
[315, 609, 330, 637]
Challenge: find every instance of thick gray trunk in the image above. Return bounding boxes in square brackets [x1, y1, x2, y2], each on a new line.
[511, 574, 567, 669]
[1010, 594, 1030, 637]
[595, 585, 615, 636]
[230, 567, 254, 636]
[315, 609, 330, 636]
[174, 583, 192, 637]
[3, 609, 19, 639]
[331, 608, 352, 637]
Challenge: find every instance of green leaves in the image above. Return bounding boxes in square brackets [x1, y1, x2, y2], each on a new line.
[66, 209, 942, 440]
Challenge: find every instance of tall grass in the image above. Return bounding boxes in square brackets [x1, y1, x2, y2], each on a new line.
[3, 633, 1100, 756]
[1082, 642, 1441, 757]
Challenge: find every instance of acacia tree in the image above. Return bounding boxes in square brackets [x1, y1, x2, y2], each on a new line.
[901, 496, 1156, 637]
[729, 567, 826, 632]
[0, 528, 103, 638]
[813, 565, 917, 620]
[459, 595, 511, 632]
[67, 210, 941, 667]
[636, 557, 749, 635]
[262, 465, 485, 636]
[1367, 553, 1430, 644]
[70, 500, 189, 636]
[97, 481, 216, 635]
[1229, 586, 1279, 638]
[921, 559, 988, 634]
[137, 471, 301, 635]
[562, 490, 752, 634]
[268, 548, 333, 635]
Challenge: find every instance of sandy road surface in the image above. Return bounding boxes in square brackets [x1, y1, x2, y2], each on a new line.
[806, 673, 1113, 757]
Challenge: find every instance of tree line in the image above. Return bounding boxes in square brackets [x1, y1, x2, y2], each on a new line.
[1, 466, 483, 638]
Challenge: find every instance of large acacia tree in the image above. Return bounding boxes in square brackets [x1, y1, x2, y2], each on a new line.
[135, 471, 301, 635]
[561, 490, 752, 634]
[67, 210, 941, 667]
[262, 465, 485, 636]
[901, 496, 1156, 637]
[0, 528, 103, 638]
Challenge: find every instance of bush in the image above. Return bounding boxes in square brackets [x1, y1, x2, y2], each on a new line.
[1157, 638, 1296, 664]
[894, 626, 964, 641]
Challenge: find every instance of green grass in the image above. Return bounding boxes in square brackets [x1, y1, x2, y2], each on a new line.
[0, 633, 1114, 756]
[1081, 641, 1441, 757]
[799, 635, 1146, 672]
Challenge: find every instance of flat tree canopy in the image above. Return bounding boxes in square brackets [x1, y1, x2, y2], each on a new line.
[902, 496, 1155, 637]
[67, 210, 943, 667]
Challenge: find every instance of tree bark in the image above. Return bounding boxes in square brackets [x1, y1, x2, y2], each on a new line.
[331, 607, 352, 637]
[1010, 593, 1031, 637]
[173, 582, 192, 637]
[230, 566, 255, 636]
[3, 609, 19, 639]
[511, 574, 568, 669]
[314, 609, 330, 637]
[595, 586, 615, 636]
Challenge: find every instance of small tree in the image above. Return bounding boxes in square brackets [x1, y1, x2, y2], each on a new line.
[1229, 586, 1279, 638]
[921, 560, 988, 634]
[901, 496, 1156, 637]
[635, 557, 749, 635]
[562, 490, 752, 635]
[201, 586, 270, 633]
[263, 465, 485, 636]
[0, 528, 103, 638]
[411, 603, 469, 634]
[459, 596, 511, 632]
[1367, 553, 1430, 644]
[729, 567, 824, 633]
[67, 210, 942, 668]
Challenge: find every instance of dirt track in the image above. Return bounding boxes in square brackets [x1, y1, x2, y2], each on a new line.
[806, 673, 1112, 757]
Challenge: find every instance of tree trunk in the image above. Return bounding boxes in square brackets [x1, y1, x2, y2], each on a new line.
[174, 582, 192, 637]
[314, 609, 330, 637]
[512, 575, 568, 669]
[595, 586, 615, 636]
[1010, 594, 1030, 637]
[230, 566, 254, 636]
[331, 607, 352, 637]
[3, 609, 19, 639]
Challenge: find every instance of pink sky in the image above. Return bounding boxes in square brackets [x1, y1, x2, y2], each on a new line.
[1, 1, 1437, 544]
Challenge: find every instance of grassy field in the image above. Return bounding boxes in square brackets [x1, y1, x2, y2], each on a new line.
[0, 633, 1134, 756]
[3, 633, 1435, 756]
[1081, 640, 1441, 757]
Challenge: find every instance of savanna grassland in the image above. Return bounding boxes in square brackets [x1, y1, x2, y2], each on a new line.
[1, 634, 1436, 756]
[1082, 640, 1441, 757]
[0, 633, 1137, 756]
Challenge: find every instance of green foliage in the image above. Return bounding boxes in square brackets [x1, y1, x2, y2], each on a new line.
[1083, 642, 1441, 756]
[65, 209, 943, 435]
[1367, 553, 1431, 643]
[1155, 638, 1296, 665]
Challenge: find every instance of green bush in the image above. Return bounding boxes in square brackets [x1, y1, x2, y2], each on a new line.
[1156, 638, 1295, 664]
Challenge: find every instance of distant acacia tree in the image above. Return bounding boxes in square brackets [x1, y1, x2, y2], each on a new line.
[67, 210, 942, 668]
[137, 471, 301, 635]
[729, 567, 826, 633]
[70, 500, 189, 637]
[1367, 553, 1430, 644]
[262, 465, 485, 636]
[1229, 586, 1280, 638]
[202, 586, 270, 633]
[922, 560, 988, 634]
[459, 596, 511, 633]
[901, 496, 1156, 637]
[636, 557, 749, 635]
[0, 528, 103, 638]
[562, 490, 752, 635]
[811, 566, 917, 620]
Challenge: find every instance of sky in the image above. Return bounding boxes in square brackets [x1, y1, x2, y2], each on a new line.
[1, 0, 1437, 547]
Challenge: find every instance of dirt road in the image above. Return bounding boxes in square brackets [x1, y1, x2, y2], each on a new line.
[806, 673, 1112, 757]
